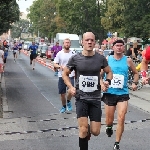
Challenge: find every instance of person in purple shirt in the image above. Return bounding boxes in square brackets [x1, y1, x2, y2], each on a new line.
[51, 41, 62, 76]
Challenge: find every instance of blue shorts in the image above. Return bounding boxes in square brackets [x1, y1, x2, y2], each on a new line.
[58, 77, 74, 94]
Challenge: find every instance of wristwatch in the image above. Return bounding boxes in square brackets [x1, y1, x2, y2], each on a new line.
[132, 81, 138, 85]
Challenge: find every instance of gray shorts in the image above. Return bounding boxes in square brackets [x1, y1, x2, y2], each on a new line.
[58, 77, 74, 94]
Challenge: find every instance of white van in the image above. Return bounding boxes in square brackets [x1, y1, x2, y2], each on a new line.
[54, 33, 83, 53]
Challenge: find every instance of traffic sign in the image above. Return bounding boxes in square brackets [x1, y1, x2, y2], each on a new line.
[107, 32, 112, 37]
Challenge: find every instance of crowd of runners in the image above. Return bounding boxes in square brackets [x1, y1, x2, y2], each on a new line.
[53, 32, 150, 150]
[1, 32, 150, 150]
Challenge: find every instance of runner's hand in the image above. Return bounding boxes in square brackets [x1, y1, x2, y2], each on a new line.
[68, 87, 76, 96]
[101, 81, 109, 92]
[142, 77, 149, 85]
[59, 65, 65, 70]
[131, 83, 137, 91]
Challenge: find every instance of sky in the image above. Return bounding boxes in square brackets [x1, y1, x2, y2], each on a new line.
[16, 0, 35, 14]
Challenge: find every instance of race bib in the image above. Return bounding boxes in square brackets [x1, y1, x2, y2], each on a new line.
[110, 74, 124, 89]
[79, 75, 98, 92]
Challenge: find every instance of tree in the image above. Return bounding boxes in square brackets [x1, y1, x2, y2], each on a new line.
[101, 0, 150, 38]
[58, 0, 106, 41]
[11, 19, 30, 39]
[0, 0, 19, 35]
[124, 0, 150, 38]
[27, 0, 66, 39]
[101, 0, 125, 36]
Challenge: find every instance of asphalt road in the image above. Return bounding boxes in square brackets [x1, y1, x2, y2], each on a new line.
[0, 51, 150, 150]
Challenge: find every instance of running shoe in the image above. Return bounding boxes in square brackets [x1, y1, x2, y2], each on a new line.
[113, 143, 120, 150]
[106, 125, 113, 137]
[67, 101, 72, 111]
[60, 106, 66, 113]
[54, 72, 58, 76]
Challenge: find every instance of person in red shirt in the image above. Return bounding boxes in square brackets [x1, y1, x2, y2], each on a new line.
[140, 46, 150, 84]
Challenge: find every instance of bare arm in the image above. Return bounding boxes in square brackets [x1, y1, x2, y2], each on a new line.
[103, 66, 113, 80]
[100, 66, 113, 92]
[127, 58, 139, 82]
[62, 66, 73, 89]
[53, 63, 61, 69]
[140, 57, 149, 71]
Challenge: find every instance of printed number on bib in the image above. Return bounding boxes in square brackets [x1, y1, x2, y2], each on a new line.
[110, 74, 124, 89]
[79, 75, 98, 92]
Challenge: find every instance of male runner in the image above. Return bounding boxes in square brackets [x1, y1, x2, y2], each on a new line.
[54, 38, 75, 113]
[29, 42, 38, 70]
[101, 39, 139, 150]
[62, 32, 113, 150]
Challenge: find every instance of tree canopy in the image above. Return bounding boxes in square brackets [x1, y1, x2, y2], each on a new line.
[101, 0, 150, 38]
[11, 19, 30, 39]
[23, 0, 150, 42]
[0, 0, 20, 35]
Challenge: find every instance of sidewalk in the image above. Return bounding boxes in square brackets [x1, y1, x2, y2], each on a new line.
[129, 85, 150, 113]
[0, 81, 2, 118]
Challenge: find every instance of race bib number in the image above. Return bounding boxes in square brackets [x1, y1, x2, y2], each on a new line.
[110, 74, 124, 89]
[79, 75, 98, 92]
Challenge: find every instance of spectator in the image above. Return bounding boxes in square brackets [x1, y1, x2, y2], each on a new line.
[51, 41, 62, 76]
[0, 45, 4, 81]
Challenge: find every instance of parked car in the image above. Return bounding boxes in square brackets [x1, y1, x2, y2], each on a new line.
[37, 45, 43, 55]
[103, 49, 113, 57]
[39, 45, 48, 57]
[23, 41, 32, 50]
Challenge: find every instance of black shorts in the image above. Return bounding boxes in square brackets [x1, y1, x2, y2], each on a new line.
[19, 48, 22, 50]
[3, 58, 7, 63]
[58, 77, 74, 94]
[75, 99, 102, 122]
[30, 54, 37, 61]
[102, 93, 130, 106]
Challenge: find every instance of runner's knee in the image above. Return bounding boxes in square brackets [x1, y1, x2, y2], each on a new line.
[79, 125, 88, 137]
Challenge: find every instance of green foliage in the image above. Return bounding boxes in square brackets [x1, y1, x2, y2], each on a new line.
[0, 0, 19, 35]
[101, 0, 150, 38]
[58, 0, 106, 41]
[27, 0, 62, 38]
[11, 19, 30, 38]
[27, 0, 107, 41]
[27, 0, 150, 42]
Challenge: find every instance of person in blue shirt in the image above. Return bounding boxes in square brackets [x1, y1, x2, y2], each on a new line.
[18, 42, 22, 55]
[29, 42, 38, 70]
[13, 42, 18, 62]
[101, 40, 139, 150]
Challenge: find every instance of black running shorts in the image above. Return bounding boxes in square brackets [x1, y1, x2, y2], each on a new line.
[75, 99, 102, 122]
[3, 58, 7, 63]
[30, 54, 37, 61]
[102, 93, 130, 106]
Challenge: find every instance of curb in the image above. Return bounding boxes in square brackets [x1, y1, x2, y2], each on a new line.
[1, 74, 9, 118]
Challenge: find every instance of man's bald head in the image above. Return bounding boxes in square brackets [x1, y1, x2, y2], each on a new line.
[82, 32, 96, 51]
[83, 32, 95, 40]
